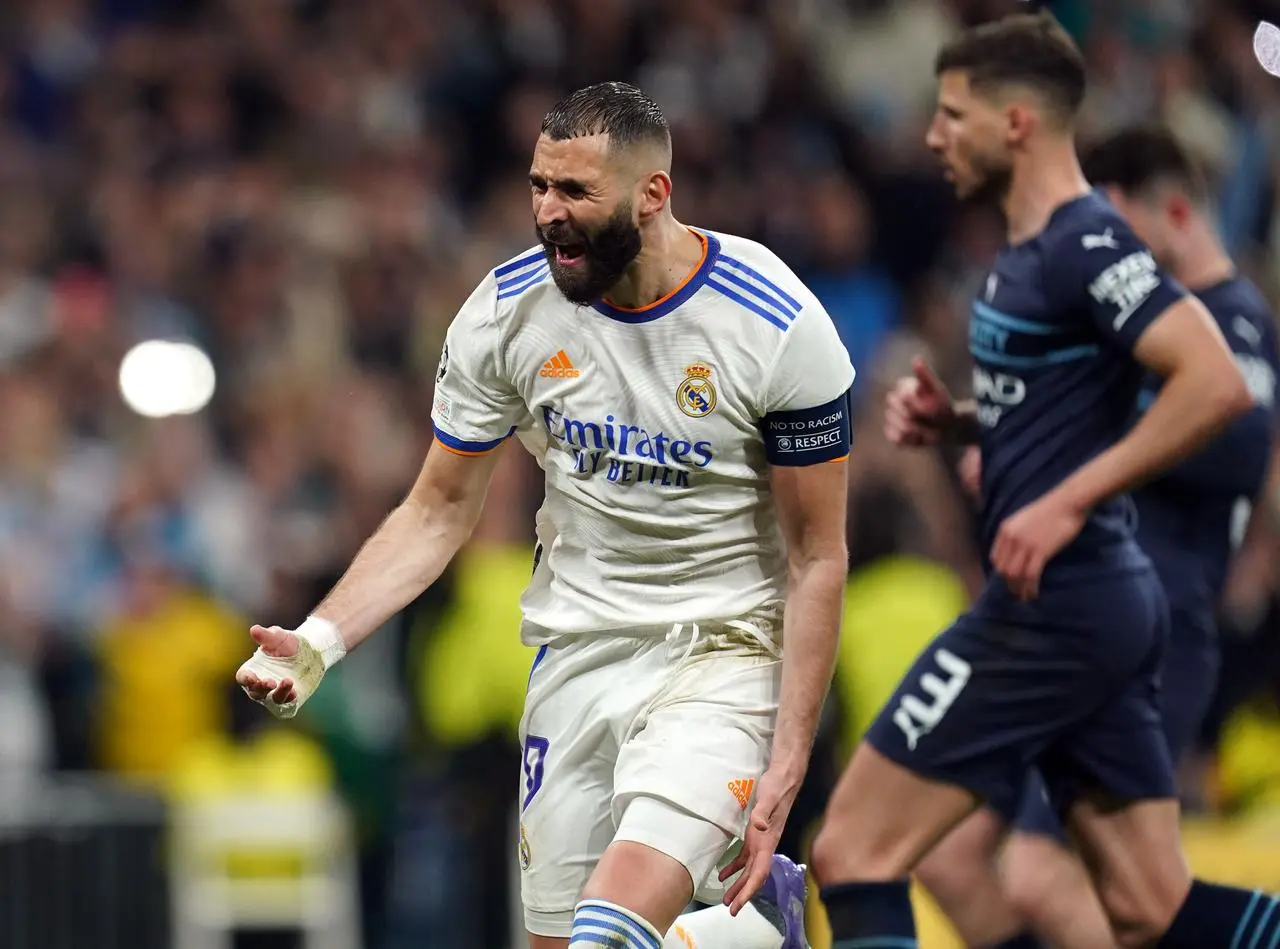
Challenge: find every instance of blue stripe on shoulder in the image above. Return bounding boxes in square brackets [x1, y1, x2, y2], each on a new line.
[494, 249, 545, 279]
[706, 276, 791, 330]
[497, 265, 550, 300]
[716, 253, 802, 313]
[710, 264, 798, 324]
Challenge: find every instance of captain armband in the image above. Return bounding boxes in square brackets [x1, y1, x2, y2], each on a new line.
[760, 389, 852, 466]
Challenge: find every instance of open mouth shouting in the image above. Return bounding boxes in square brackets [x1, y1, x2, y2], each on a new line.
[540, 225, 589, 268]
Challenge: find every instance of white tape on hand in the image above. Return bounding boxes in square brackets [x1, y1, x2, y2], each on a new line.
[237, 617, 347, 720]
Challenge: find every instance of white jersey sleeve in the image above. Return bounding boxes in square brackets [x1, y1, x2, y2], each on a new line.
[430, 276, 525, 455]
[758, 304, 856, 466]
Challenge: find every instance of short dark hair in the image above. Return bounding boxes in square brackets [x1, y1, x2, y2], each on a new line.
[540, 81, 670, 153]
[934, 11, 1086, 120]
[1082, 125, 1209, 205]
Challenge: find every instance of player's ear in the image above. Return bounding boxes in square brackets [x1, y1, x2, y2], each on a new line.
[637, 170, 672, 221]
[1166, 191, 1194, 229]
[1004, 101, 1037, 146]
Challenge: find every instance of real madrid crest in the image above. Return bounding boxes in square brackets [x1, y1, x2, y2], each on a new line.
[519, 824, 532, 871]
[676, 361, 717, 418]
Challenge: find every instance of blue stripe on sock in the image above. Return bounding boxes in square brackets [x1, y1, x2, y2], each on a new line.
[1233, 892, 1264, 949]
[833, 939, 918, 949]
[1267, 907, 1280, 949]
[569, 926, 632, 948]
[572, 904, 659, 949]
[584, 908, 658, 947]
[1248, 897, 1279, 949]
[569, 921, 632, 947]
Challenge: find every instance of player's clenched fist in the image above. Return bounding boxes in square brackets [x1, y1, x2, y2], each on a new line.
[236, 618, 347, 719]
[884, 357, 955, 446]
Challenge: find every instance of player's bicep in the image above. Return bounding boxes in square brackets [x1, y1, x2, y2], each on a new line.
[407, 438, 504, 516]
[1129, 296, 1237, 379]
[769, 457, 849, 567]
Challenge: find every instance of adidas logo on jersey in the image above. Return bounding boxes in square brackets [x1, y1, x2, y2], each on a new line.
[540, 349, 580, 379]
[728, 778, 755, 810]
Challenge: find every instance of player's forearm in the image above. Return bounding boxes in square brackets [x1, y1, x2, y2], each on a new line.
[771, 554, 847, 779]
[1056, 365, 1253, 513]
[947, 399, 982, 445]
[310, 495, 476, 651]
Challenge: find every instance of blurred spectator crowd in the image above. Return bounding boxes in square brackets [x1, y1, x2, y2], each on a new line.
[0, 0, 1277, 947]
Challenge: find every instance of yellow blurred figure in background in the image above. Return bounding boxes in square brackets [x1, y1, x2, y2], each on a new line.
[95, 562, 246, 783]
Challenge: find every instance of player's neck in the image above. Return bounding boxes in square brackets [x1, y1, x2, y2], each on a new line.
[1172, 225, 1236, 292]
[1002, 139, 1090, 245]
[603, 217, 705, 310]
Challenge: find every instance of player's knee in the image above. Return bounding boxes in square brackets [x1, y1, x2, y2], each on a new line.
[807, 817, 844, 883]
[999, 837, 1068, 921]
[582, 796, 726, 936]
[1094, 876, 1191, 949]
[1093, 883, 1165, 949]
[1072, 800, 1191, 948]
[812, 745, 975, 885]
[808, 810, 878, 884]
[1089, 871, 1187, 949]
[579, 840, 694, 932]
[913, 837, 987, 907]
[810, 812, 912, 884]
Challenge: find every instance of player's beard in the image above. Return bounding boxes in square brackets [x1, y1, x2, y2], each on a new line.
[538, 202, 643, 306]
[960, 149, 1013, 206]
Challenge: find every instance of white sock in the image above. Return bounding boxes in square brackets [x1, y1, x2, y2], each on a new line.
[573, 899, 663, 948]
[664, 903, 785, 949]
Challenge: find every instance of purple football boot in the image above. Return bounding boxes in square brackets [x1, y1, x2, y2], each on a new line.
[753, 853, 809, 949]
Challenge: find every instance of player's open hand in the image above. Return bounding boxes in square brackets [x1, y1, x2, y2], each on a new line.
[884, 358, 954, 447]
[719, 765, 800, 916]
[236, 625, 301, 712]
[991, 492, 1087, 601]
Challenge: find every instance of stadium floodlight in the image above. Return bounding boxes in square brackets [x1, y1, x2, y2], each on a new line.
[1254, 21, 1280, 77]
[118, 339, 217, 418]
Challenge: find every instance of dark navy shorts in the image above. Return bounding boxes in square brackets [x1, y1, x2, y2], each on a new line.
[865, 569, 1177, 822]
[1013, 604, 1218, 838]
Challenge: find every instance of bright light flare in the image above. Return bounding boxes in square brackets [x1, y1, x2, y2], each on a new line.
[118, 340, 217, 418]
[1254, 21, 1280, 77]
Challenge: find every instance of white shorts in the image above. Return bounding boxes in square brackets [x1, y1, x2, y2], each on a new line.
[517, 625, 781, 937]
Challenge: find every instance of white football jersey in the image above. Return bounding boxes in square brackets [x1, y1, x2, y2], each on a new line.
[431, 228, 856, 645]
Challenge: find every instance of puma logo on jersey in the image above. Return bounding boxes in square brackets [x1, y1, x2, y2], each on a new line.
[1081, 228, 1119, 250]
[728, 778, 755, 810]
[540, 349, 581, 378]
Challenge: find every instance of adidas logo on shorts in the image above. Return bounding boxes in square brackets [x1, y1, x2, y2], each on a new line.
[728, 778, 755, 810]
